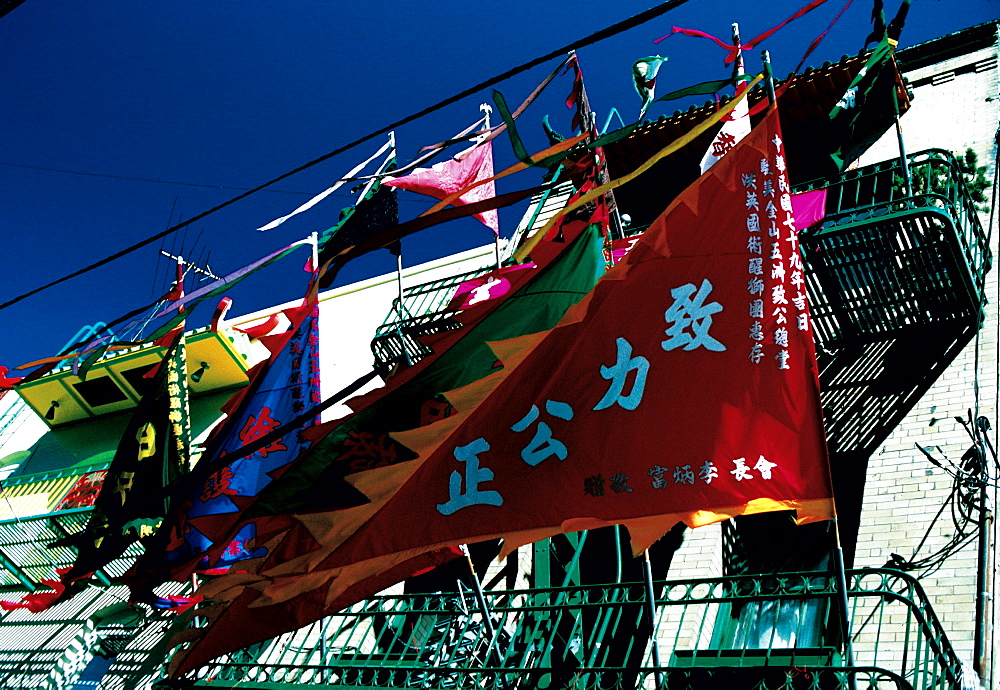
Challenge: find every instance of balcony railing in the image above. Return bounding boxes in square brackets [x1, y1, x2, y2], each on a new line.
[370, 265, 499, 371]
[163, 568, 963, 690]
[370, 181, 575, 374]
[797, 148, 991, 346]
[788, 149, 994, 465]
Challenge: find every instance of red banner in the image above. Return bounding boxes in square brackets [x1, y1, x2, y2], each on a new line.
[293, 107, 834, 574]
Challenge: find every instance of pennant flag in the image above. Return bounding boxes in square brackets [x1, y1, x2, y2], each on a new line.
[200, 191, 607, 553]
[384, 141, 499, 236]
[317, 184, 399, 269]
[32, 332, 191, 609]
[829, 36, 897, 170]
[632, 56, 669, 117]
[124, 299, 320, 600]
[288, 106, 834, 575]
[318, 183, 555, 289]
[700, 90, 750, 173]
[518, 73, 764, 262]
[167, 189, 611, 671]
[701, 30, 749, 173]
[170, 110, 835, 674]
[660, 0, 832, 65]
[1, 567, 72, 612]
[258, 137, 394, 232]
[604, 235, 643, 265]
[0, 366, 23, 390]
[653, 74, 752, 106]
[448, 263, 537, 310]
[564, 54, 588, 133]
[791, 189, 829, 229]
[865, 0, 909, 46]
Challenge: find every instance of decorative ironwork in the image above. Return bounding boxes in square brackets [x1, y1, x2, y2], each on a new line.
[796, 149, 991, 463]
[799, 148, 990, 345]
[370, 181, 575, 374]
[370, 264, 500, 371]
[163, 569, 963, 690]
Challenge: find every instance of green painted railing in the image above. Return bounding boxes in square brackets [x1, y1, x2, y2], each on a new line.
[369, 177, 573, 372]
[797, 148, 991, 342]
[370, 264, 499, 369]
[167, 569, 963, 690]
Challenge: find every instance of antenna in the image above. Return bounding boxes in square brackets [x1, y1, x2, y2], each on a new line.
[159, 250, 221, 281]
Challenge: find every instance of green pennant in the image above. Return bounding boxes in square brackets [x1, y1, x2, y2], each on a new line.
[77, 342, 112, 381]
[492, 89, 533, 165]
[581, 73, 755, 152]
[632, 55, 669, 116]
[494, 90, 581, 170]
[829, 36, 895, 170]
[653, 73, 753, 105]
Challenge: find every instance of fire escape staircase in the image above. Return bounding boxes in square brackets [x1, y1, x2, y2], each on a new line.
[312, 148, 991, 690]
[795, 149, 991, 562]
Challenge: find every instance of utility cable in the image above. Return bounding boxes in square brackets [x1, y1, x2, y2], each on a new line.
[0, 161, 315, 195]
[0, 0, 692, 314]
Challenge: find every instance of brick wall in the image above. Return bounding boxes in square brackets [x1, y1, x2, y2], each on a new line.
[853, 24, 1000, 681]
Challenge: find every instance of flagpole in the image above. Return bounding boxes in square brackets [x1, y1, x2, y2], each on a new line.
[480, 103, 502, 271]
[890, 56, 913, 195]
[309, 231, 319, 275]
[389, 241, 411, 367]
[732, 23, 744, 79]
[641, 549, 663, 687]
[762, 50, 777, 107]
[459, 544, 497, 646]
[833, 517, 857, 690]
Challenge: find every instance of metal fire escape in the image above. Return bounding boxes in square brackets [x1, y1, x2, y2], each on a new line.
[797, 148, 991, 562]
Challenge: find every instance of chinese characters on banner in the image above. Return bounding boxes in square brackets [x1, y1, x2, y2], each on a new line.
[309, 108, 833, 571]
[148, 305, 321, 578]
[743, 132, 809, 370]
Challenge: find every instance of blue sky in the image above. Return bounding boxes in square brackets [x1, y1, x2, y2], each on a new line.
[1, 0, 996, 370]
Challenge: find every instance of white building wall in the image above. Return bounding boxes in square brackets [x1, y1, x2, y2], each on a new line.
[852, 24, 1000, 681]
[231, 242, 498, 424]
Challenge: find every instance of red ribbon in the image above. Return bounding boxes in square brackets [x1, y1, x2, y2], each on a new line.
[658, 0, 832, 66]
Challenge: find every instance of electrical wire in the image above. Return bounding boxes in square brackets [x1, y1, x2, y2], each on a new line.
[0, 161, 314, 195]
[883, 416, 993, 575]
[855, 417, 994, 641]
[0, 0, 691, 314]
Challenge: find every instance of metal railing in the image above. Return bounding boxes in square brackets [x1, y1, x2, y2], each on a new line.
[797, 148, 992, 341]
[370, 180, 576, 372]
[171, 568, 963, 690]
[370, 264, 501, 368]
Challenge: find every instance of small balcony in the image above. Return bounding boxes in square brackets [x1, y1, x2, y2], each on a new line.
[798, 148, 990, 350]
[369, 182, 575, 375]
[370, 264, 500, 373]
[792, 150, 992, 560]
[161, 568, 963, 690]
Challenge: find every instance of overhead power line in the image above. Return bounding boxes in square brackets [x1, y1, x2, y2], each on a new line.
[0, 161, 440, 203]
[0, 0, 691, 313]
[0, 161, 315, 195]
